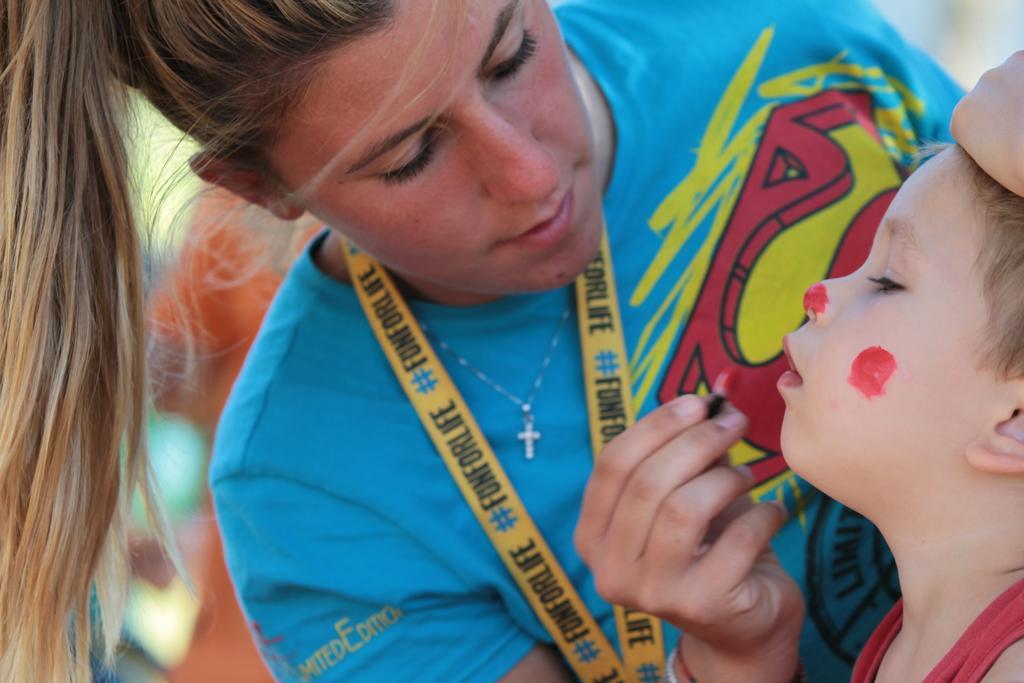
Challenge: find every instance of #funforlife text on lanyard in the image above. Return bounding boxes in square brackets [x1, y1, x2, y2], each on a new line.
[344, 230, 664, 683]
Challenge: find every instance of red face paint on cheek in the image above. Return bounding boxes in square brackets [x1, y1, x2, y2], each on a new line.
[803, 283, 829, 317]
[848, 347, 898, 399]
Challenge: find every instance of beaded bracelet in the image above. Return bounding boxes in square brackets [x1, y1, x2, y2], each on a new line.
[663, 644, 689, 683]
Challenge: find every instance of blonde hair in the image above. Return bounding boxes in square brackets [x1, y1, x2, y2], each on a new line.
[963, 151, 1024, 379]
[0, 1, 390, 680]
[921, 144, 1024, 378]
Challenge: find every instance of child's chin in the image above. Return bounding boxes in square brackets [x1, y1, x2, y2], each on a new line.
[781, 443, 862, 509]
[779, 415, 803, 465]
[780, 427, 825, 488]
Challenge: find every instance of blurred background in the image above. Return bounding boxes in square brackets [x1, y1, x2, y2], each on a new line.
[123, 2, 1024, 681]
[874, 0, 1024, 87]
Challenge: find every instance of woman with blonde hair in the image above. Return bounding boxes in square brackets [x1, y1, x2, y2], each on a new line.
[1, 0, 964, 680]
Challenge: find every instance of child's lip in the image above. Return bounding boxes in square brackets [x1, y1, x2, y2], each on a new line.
[783, 336, 802, 379]
[778, 336, 804, 392]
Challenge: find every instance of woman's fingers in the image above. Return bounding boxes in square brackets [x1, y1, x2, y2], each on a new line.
[657, 465, 754, 554]
[686, 502, 788, 617]
[626, 465, 754, 609]
[579, 402, 748, 568]
[575, 394, 708, 558]
[952, 50, 1024, 196]
[608, 441, 752, 568]
[574, 394, 803, 660]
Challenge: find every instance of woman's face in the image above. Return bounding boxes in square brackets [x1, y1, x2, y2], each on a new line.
[268, 0, 601, 302]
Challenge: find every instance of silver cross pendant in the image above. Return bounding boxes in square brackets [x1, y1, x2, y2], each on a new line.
[517, 404, 541, 460]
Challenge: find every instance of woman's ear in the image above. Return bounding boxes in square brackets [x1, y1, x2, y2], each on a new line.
[966, 396, 1024, 475]
[189, 152, 306, 221]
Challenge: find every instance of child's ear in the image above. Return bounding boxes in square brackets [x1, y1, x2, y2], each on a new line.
[966, 403, 1024, 475]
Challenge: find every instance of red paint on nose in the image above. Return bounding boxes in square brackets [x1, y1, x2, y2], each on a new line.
[848, 347, 897, 399]
[803, 282, 829, 317]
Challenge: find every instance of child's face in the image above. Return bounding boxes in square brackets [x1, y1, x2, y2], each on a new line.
[779, 149, 1001, 512]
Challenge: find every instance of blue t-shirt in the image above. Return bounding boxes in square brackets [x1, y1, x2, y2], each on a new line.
[211, 0, 962, 680]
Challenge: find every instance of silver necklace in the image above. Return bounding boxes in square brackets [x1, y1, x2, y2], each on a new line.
[421, 304, 572, 460]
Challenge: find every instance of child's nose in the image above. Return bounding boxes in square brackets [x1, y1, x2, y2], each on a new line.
[803, 281, 831, 324]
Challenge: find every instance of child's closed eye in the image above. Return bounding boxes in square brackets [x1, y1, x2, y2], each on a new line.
[868, 276, 904, 293]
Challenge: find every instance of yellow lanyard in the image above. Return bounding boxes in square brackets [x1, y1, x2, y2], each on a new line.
[344, 230, 664, 682]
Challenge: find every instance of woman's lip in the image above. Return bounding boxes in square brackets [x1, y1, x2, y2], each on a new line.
[504, 189, 575, 248]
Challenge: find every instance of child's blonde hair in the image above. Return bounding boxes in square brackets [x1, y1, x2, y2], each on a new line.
[936, 145, 1024, 379]
[964, 150, 1024, 379]
[0, 1, 392, 680]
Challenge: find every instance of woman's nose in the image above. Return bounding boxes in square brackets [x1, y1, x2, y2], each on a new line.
[467, 102, 560, 205]
[485, 129, 560, 204]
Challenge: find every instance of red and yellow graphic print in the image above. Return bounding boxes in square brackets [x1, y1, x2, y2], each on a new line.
[630, 28, 926, 508]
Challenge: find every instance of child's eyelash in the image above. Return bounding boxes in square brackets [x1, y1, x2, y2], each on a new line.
[868, 276, 904, 293]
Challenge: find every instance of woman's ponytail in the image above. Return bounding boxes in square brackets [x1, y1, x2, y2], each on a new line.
[0, 1, 153, 679]
[0, 0, 395, 677]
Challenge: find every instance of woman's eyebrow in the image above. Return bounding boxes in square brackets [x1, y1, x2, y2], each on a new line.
[346, 0, 520, 175]
[348, 117, 431, 174]
[480, 0, 520, 74]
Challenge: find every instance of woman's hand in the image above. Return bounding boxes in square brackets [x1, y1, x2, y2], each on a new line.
[953, 51, 1024, 197]
[574, 395, 804, 683]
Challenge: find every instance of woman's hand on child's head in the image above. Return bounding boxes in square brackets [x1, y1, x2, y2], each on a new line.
[574, 396, 804, 683]
[953, 50, 1024, 197]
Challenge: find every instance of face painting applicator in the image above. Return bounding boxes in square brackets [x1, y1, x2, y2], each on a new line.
[706, 369, 738, 418]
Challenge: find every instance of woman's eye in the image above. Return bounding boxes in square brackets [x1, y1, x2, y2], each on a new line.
[380, 130, 441, 184]
[867, 276, 904, 293]
[377, 30, 539, 185]
[490, 30, 538, 81]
